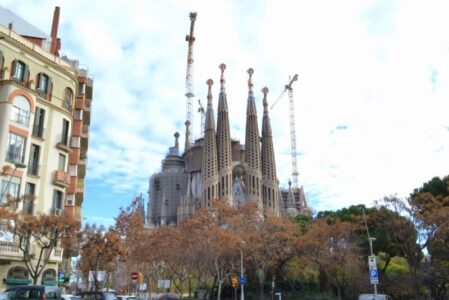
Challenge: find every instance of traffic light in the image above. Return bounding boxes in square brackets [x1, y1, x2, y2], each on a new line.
[229, 275, 239, 288]
[138, 272, 144, 284]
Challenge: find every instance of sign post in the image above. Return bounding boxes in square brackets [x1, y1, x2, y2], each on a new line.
[58, 271, 65, 286]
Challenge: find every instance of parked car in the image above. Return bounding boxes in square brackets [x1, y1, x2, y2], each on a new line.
[158, 294, 179, 300]
[0, 292, 9, 300]
[4, 285, 61, 300]
[61, 294, 79, 300]
[78, 292, 116, 300]
[358, 294, 392, 300]
[116, 296, 137, 300]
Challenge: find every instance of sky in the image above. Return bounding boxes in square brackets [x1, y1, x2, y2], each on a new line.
[2, 0, 449, 227]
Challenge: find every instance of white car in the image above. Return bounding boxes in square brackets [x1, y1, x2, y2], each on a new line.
[358, 294, 392, 300]
[61, 294, 80, 300]
[116, 296, 138, 300]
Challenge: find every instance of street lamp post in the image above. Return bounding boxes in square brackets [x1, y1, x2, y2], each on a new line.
[368, 237, 377, 297]
[0, 162, 26, 204]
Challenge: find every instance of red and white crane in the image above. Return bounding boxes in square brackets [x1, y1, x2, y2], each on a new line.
[271, 74, 300, 189]
[184, 12, 197, 150]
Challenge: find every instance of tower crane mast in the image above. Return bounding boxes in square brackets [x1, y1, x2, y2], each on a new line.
[184, 12, 197, 150]
[272, 74, 300, 189]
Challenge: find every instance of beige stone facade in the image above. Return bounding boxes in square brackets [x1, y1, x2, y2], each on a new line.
[0, 6, 92, 290]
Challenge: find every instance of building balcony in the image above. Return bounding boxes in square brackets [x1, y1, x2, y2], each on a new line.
[56, 134, 72, 153]
[67, 175, 77, 194]
[77, 178, 84, 193]
[78, 155, 87, 179]
[0, 241, 22, 260]
[69, 148, 80, 165]
[75, 96, 85, 110]
[81, 125, 89, 138]
[52, 170, 70, 188]
[52, 248, 63, 260]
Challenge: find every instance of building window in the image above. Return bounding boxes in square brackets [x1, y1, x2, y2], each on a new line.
[1, 180, 20, 205]
[28, 144, 40, 176]
[58, 154, 66, 171]
[6, 133, 26, 164]
[12, 60, 27, 83]
[36, 73, 52, 99]
[32, 107, 46, 138]
[23, 183, 35, 214]
[11, 95, 31, 126]
[64, 88, 73, 111]
[53, 190, 64, 214]
[61, 119, 70, 146]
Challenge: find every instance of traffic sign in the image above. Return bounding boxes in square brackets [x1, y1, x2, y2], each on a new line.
[58, 271, 65, 283]
[368, 255, 377, 268]
[369, 269, 379, 284]
[239, 277, 247, 285]
[131, 272, 138, 280]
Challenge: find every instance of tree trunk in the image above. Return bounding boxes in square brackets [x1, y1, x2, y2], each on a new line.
[217, 279, 223, 300]
[259, 277, 265, 300]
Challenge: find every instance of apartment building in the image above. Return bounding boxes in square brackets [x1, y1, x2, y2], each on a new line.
[0, 6, 92, 289]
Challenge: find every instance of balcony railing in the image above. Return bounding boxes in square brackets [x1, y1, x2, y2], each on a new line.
[0, 241, 20, 253]
[52, 170, 70, 188]
[32, 125, 45, 138]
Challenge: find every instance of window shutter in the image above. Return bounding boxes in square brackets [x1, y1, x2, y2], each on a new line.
[0, 51, 4, 79]
[10, 59, 17, 79]
[37, 73, 42, 92]
[47, 77, 53, 101]
[24, 64, 30, 86]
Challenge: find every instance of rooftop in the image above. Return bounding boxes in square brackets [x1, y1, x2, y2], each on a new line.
[0, 5, 48, 39]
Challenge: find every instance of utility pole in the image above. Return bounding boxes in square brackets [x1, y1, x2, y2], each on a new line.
[363, 208, 378, 296]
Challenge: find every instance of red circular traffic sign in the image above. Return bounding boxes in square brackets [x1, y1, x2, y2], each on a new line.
[131, 272, 138, 280]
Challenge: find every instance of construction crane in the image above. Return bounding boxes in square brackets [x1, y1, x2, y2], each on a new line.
[271, 74, 300, 189]
[184, 12, 197, 150]
[198, 99, 205, 136]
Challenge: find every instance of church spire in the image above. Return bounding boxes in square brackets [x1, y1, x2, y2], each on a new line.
[261, 87, 280, 216]
[201, 79, 219, 207]
[216, 63, 233, 205]
[244, 68, 262, 207]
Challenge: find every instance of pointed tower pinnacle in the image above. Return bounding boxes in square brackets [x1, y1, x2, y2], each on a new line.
[216, 63, 233, 205]
[248, 68, 254, 92]
[261, 87, 280, 216]
[184, 120, 191, 152]
[174, 132, 180, 150]
[244, 68, 262, 207]
[202, 79, 219, 207]
[220, 63, 226, 90]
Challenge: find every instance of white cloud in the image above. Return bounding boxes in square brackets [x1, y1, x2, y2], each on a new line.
[3, 0, 449, 217]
